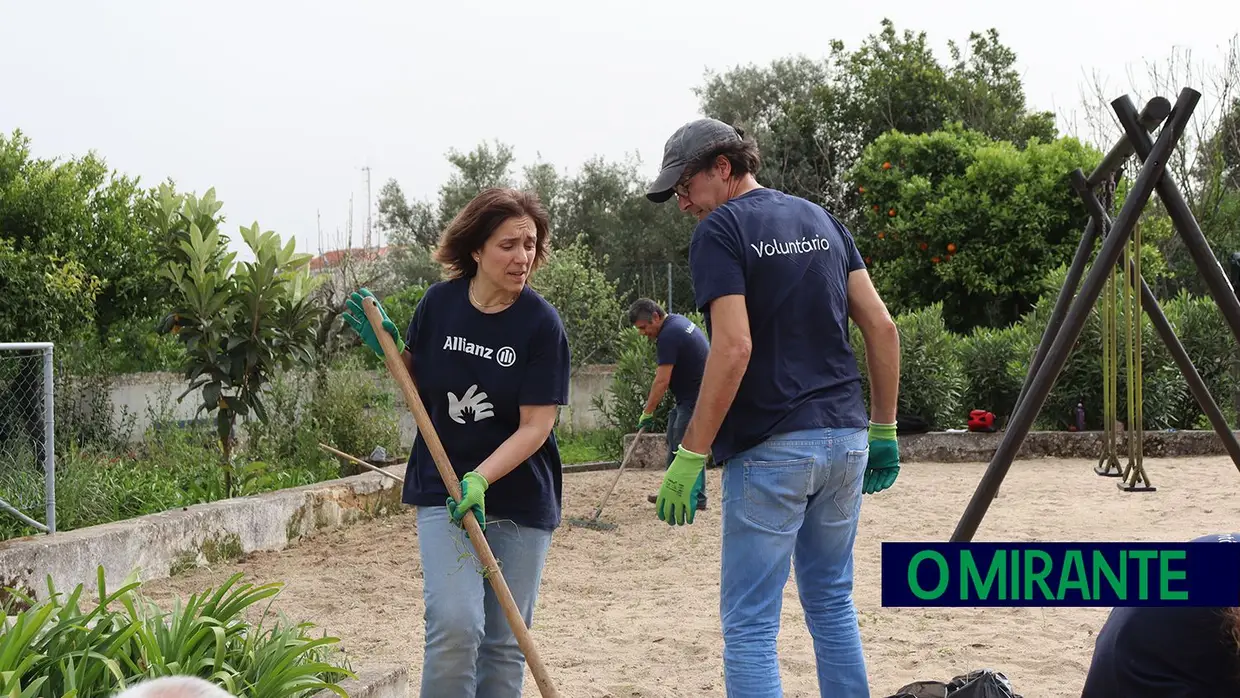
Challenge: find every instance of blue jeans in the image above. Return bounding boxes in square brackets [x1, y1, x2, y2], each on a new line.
[416, 505, 553, 698]
[719, 427, 870, 698]
[666, 402, 707, 505]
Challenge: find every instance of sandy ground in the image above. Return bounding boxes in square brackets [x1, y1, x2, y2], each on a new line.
[139, 455, 1240, 697]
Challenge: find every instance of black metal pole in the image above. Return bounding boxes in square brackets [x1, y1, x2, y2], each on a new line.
[949, 87, 1201, 543]
[1012, 99, 1170, 419]
[1086, 96, 1172, 188]
[1114, 94, 1240, 348]
[1071, 169, 1240, 474]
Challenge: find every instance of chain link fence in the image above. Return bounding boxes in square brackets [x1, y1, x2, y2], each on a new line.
[0, 343, 56, 534]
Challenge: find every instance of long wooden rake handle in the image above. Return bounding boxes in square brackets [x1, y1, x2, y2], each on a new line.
[589, 425, 646, 520]
[360, 296, 561, 698]
[318, 442, 405, 484]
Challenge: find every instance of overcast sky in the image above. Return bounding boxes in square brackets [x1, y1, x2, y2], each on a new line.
[2, 0, 1238, 260]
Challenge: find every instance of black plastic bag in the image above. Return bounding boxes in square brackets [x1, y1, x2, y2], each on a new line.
[884, 669, 1021, 698]
[944, 669, 1022, 698]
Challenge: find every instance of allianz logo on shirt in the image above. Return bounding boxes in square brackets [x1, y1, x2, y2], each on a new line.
[749, 236, 831, 258]
[442, 335, 517, 367]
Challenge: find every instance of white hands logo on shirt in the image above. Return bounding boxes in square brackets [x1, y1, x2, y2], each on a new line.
[448, 384, 495, 424]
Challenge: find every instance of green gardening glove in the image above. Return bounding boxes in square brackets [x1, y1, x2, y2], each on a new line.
[864, 421, 900, 495]
[343, 288, 404, 357]
[447, 471, 489, 529]
[656, 445, 707, 526]
[637, 411, 654, 431]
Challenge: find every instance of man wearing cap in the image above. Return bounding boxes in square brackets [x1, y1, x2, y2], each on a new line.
[645, 118, 902, 698]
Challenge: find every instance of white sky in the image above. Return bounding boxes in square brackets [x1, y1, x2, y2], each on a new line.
[2, 0, 1238, 260]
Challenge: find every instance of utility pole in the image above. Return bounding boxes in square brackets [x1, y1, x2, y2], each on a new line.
[317, 209, 323, 257]
[361, 166, 373, 250]
[347, 194, 354, 251]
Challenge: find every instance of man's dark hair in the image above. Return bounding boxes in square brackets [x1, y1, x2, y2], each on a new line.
[628, 298, 665, 325]
[684, 137, 762, 184]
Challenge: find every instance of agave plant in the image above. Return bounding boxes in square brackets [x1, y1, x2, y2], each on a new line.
[0, 567, 354, 697]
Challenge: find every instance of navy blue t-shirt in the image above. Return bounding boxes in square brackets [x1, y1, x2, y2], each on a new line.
[655, 313, 709, 409]
[1080, 533, 1240, 697]
[688, 187, 868, 463]
[401, 277, 571, 531]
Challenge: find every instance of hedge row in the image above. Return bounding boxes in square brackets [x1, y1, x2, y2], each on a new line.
[597, 268, 1239, 435]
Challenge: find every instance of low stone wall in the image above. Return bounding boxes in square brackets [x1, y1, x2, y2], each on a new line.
[0, 463, 406, 602]
[312, 663, 408, 698]
[619, 429, 1240, 468]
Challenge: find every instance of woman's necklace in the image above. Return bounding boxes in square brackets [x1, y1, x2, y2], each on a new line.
[469, 279, 518, 309]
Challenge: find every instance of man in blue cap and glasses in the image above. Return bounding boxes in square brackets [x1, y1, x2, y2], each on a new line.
[646, 117, 903, 698]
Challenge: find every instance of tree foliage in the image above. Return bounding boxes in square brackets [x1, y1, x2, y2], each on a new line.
[849, 125, 1102, 331]
[696, 19, 1057, 214]
[0, 129, 161, 343]
[530, 234, 624, 368]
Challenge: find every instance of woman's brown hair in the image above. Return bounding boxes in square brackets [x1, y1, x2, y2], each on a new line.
[432, 187, 552, 280]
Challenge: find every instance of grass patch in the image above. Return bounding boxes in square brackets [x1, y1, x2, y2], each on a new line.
[556, 428, 623, 464]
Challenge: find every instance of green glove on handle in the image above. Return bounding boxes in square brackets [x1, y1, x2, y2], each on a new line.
[864, 421, 900, 495]
[656, 445, 707, 526]
[447, 471, 489, 530]
[637, 411, 654, 431]
[343, 288, 404, 357]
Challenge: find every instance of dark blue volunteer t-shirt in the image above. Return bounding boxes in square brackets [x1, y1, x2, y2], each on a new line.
[400, 277, 571, 531]
[655, 313, 710, 409]
[688, 187, 869, 464]
[1080, 533, 1240, 697]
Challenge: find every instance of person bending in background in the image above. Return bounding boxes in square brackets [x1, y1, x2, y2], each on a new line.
[344, 187, 571, 698]
[628, 297, 711, 511]
[1079, 532, 1240, 697]
[644, 117, 902, 697]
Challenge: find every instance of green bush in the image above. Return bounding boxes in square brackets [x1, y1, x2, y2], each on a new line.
[0, 568, 353, 697]
[957, 323, 1028, 420]
[593, 326, 673, 435]
[245, 358, 402, 478]
[502, 263, 1240, 440]
[891, 303, 967, 429]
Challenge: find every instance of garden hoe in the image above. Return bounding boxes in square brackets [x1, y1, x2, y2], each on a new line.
[359, 295, 562, 698]
[566, 425, 647, 532]
[318, 442, 404, 485]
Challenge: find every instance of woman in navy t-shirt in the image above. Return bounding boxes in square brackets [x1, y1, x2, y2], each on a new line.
[1079, 533, 1240, 697]
[345, 187, 571, 697]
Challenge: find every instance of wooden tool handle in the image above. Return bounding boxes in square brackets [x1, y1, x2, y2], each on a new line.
[360, 296, 561, 698]
[318, 442, 405, 485]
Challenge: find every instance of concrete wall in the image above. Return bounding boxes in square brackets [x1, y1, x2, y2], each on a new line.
[100, 364, 618, 446]
[0, 461, 406, 602]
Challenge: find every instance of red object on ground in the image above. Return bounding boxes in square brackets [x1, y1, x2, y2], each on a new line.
[968, 410, 996, 433]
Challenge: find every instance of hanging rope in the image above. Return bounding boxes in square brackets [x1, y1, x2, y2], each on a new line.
[1096, 173, 1124, 477]
[1120, 211, 1154, 492]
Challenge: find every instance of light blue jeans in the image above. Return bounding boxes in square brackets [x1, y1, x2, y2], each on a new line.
[719, 427, 870, 698]
[416, 505, 553, 698]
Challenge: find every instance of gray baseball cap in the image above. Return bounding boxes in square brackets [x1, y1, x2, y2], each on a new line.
[646, 118, 744, 203]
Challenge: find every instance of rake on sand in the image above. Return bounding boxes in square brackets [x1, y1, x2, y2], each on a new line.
[565, 425, 647, 531]
[358, 295, 562, 698]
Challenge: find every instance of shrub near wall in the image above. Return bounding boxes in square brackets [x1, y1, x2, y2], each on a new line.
[599, 273, 1238, 435]
[848, 268, 1239, 432]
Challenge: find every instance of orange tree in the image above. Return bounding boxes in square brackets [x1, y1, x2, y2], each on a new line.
[848, 124, 1102, 333]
